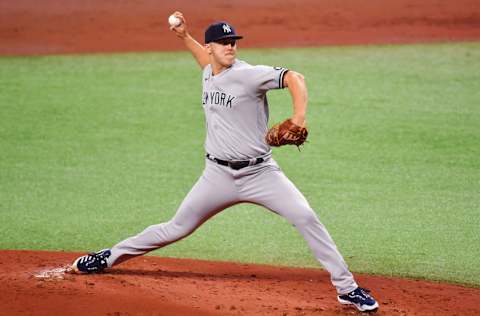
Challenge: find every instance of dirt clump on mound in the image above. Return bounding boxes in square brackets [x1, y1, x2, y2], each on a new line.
[1, 250, 479, 315]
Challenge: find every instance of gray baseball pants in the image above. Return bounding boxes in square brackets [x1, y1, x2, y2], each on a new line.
[108, 157, 358, 294]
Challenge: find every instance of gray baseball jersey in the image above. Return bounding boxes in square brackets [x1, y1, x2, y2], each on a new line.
[107, 59, 359, 295]
[202, 60, 287, 160]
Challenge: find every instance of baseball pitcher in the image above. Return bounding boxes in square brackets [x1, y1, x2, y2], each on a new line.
[71, 12, 378, 312]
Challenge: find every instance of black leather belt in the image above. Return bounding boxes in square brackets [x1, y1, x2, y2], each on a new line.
[206, 154, 265, 170]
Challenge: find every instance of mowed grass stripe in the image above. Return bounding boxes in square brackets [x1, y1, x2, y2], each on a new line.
[0, 43, 479, 286]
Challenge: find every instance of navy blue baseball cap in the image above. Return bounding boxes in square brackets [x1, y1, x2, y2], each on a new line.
[205, 21, 243, 44]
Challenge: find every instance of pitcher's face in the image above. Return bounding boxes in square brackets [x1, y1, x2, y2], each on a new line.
[207, 39, 237, 68]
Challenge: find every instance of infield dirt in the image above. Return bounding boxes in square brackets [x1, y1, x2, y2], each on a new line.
[1, 0, 480, 55]
[2, 250, 480, 316]
[1, 0, 480, 315]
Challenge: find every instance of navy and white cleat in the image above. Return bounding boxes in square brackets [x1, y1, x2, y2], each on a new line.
[338, 287, 379, 312]
[71, 249, 111, 274]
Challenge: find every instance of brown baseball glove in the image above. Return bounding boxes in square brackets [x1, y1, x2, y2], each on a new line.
[265, 119, 308, 148]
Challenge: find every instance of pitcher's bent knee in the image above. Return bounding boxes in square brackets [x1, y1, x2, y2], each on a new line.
[292, 207, 321, 228]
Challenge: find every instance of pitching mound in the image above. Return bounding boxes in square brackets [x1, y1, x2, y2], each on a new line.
[1, 250, 479, 315]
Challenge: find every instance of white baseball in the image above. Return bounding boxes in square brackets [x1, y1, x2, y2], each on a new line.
[168, 15, 181, 27]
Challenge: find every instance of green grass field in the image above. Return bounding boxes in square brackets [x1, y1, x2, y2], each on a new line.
[1, 42, 479, 287]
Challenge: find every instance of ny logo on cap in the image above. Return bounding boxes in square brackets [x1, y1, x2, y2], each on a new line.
[222, 24, 232, 33]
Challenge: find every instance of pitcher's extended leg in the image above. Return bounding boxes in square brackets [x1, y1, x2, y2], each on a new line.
[108, 161, 238, 266]
[239, 162, 358, 294]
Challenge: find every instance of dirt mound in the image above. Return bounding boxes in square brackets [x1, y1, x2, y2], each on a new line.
[1, 0, 480, 55]
[1, 250, 479, 315]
